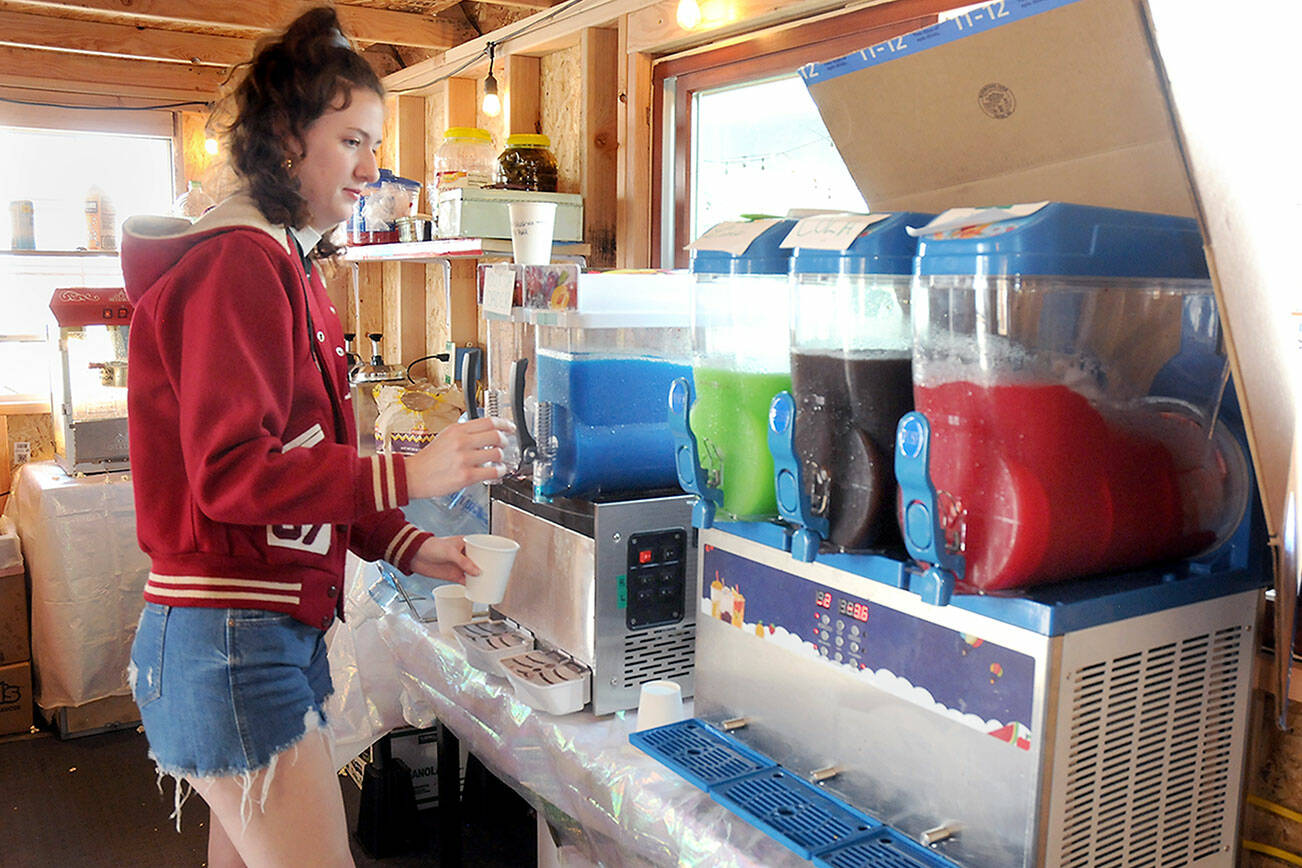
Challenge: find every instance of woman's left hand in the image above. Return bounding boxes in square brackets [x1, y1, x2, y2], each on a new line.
[408, 536, 481, 583]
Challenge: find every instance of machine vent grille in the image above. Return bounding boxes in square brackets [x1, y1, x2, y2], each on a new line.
[620, 622, 695, 686]
[1058, 625, 1245, 867]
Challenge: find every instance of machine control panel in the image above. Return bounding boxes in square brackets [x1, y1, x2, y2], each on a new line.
[626, 529, 687, 630]
[812, 589, 872, 667]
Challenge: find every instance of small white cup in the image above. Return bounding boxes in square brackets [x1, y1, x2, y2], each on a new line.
[635, 680, 685, 731]
[433, 584, 474, 637]
[463, 533, 521, 604]
[508, 201, 557, 266]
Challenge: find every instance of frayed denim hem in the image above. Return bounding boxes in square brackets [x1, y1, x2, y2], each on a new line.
[146, 703, 336, 835]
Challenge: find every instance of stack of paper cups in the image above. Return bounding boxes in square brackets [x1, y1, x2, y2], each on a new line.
[433, 584, 473, 638]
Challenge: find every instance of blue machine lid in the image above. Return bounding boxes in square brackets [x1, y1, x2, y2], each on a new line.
[913, 202, 1209, 279]
[690, 219, 798, 275]
[790, 212, 934, 276]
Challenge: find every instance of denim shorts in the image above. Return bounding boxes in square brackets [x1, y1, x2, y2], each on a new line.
[129, 603, 333, 779]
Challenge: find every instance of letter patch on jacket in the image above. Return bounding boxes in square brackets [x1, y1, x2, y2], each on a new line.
[267, 424, 331, 554]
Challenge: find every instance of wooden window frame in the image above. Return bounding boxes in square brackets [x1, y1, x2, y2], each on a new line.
[651, 0, 960, 268]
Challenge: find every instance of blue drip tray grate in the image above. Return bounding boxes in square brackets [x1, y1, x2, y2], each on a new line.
[814, 828, 954, 868]
[710, 768, 879, 859]
[629, 719, 775, 790]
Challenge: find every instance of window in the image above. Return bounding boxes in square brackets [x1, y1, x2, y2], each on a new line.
[1, 127, 173, 402]
[653, 0, 960, 267]
[690, 75, 867, 241]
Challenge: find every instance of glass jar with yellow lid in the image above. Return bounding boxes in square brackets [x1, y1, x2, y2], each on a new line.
[495, 133, 559, 192]
[433, 127, 496, 191]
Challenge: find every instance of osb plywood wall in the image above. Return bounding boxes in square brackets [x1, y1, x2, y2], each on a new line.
[7, 414, 54, 466]
[1, 413, 54, 513]
[541, 46, 582, 196]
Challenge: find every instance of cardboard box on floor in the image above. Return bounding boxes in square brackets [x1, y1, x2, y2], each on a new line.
[0, 660, 33, 736]
[800, 0, 1291, 543]
[0, 565, 30, 665]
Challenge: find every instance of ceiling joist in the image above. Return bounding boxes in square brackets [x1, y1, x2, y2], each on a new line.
[0, 9, 254, 66]
[0, 43, 228, 101]
[4, 0, 479, 50]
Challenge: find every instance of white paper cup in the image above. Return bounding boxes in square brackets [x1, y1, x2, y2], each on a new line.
[463, 533, 521, 604]
[433, 584, 473, 637]
[508, 201, 557, 266]
[635, 680, 685, 731]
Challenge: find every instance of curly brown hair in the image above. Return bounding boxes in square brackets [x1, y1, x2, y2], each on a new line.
[215, 6, 383, 256]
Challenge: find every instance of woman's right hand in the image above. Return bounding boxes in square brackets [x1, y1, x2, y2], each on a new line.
[405, 416, 515, 500]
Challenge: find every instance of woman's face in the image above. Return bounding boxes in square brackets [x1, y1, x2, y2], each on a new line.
[290, 87, 384, 231]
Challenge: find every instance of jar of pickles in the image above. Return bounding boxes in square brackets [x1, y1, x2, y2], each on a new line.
[495, 134, 558, 192]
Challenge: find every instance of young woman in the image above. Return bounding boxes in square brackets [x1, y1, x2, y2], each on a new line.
[121, 9, 510, 866]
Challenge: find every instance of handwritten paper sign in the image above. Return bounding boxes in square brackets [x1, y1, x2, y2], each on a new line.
[687, 218, 785, 257]
[481, 263, 516, 317]
[907, 202, 1049, 237]
[779, 213, 891, 251]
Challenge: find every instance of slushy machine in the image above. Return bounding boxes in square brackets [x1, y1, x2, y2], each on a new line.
[456, 267, 698, 715]
[643, 205, 1268, 868]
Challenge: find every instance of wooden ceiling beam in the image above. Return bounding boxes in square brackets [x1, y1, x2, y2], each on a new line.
[6, 0, 478, 50]
[0, 44, 227, 101]
[0, 9, 253, 66]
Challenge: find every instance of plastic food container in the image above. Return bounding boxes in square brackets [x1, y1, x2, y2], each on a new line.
[908, 202, 1249, 591]
[687, 219, 797, 520]
[349, 169, 421, 245]
[787, 212, 933, 550]
[496, 134, 559, 193]
[433, 127, 496, 191]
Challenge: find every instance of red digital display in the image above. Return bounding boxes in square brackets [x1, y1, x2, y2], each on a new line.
[638, 549, 653, 564]
[838, 598, 869, 622]
[814, 591, 832, 609]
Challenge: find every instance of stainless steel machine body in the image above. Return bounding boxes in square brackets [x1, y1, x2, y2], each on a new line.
[694, 527, 1262, 868]
[490, 478, 697, 715]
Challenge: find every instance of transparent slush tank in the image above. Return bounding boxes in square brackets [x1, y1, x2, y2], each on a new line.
[532, 313, 691, 498]
[691, 272, 792, 520]
[484, 309, 536, 473]
[913, 273, 1248, 591]
[790, 272, 914, 549]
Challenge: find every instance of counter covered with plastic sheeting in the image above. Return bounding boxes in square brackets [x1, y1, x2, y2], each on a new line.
[3, 461, 148, 711]
[325, 559, 805, 868]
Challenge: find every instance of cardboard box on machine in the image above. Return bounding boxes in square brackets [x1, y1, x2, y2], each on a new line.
[802, 0, 1195, 217]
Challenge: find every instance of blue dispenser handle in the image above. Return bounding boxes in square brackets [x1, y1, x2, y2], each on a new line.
[768, 391, 828, 562]
[668, 377, 720, 529]
[894, 411, 963, 605]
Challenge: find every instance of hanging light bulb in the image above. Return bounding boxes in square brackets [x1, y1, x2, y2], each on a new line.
[204, 137, 219, 155]
[676, 0, 702, 29]
[482, 43, 501, 118]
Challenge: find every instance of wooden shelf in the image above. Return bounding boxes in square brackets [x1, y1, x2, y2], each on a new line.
[342, 238, 589, 263]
